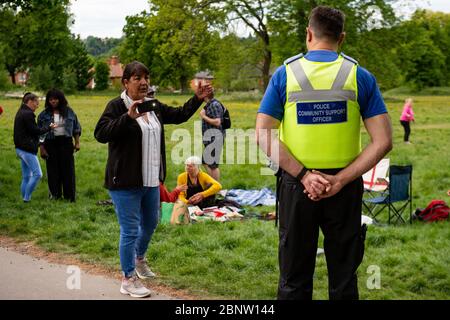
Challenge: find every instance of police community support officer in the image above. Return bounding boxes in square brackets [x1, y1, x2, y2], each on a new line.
[256, 6, 393, 300]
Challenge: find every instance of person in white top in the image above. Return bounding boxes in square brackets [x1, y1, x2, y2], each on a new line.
[38, 89, 81, 202]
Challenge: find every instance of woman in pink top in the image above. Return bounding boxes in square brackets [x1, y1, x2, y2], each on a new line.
[400, 98, 415, 144]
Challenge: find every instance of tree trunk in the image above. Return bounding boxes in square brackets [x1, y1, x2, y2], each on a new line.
[7, 65, 16, 85]
[262, 48, 272, 93]
[180, 75, 189, 94]
[261, 29, 272, 93]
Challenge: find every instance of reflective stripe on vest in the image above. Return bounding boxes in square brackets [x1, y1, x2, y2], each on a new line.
[280, 54, 361, 169]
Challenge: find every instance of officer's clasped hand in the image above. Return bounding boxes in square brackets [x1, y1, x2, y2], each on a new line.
[303, 170, 344, 201]
[301, 170, 332, 201]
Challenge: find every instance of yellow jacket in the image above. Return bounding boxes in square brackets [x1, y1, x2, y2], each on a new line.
[177, 171, 222, 204]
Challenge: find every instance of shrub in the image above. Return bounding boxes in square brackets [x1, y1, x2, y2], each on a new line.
[29, 65, 55, 92]
[94, 60, 110, 91]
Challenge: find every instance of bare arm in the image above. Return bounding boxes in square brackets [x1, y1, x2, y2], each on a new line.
[337, 113, 393, 185]
[255, 113, 302, 177]
[201, 113, 221, 127]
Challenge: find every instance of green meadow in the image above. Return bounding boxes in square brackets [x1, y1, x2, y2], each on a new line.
[0, 91, 449, 299]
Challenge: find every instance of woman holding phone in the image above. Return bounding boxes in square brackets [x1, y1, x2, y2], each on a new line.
[94, 61, 211, 298]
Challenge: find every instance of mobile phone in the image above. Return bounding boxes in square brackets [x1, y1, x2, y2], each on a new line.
[138, 99, 157, 113]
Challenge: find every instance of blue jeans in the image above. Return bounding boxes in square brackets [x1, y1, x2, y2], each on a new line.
[16, 148, 43, 202]
[109, 187, 160, 278]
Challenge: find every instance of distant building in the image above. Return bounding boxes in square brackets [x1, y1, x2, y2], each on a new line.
[15, 71, 29, 86]
[108, 56, 123, 88]
[8, 70, 29, 86]
[86, 56, 124, 90]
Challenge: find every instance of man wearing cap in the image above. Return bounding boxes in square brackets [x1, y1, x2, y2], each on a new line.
[256, 6, 392, 300]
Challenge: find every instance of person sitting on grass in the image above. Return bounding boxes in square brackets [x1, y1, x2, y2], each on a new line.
[177, 156, 222, 209]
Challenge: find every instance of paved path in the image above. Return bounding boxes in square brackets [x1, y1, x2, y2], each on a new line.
[0, 246, 173, 300]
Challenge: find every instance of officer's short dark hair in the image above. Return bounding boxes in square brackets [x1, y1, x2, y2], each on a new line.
[309, 6, 345, 43]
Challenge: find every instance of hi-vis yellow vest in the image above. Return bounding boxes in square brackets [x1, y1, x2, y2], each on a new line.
[280, 53, 361, 169]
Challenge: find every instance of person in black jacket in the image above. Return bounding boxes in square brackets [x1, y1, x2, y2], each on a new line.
[94, 61, 212, 298]
[14, 93, 56, 202]
[38, 89, 81, 202]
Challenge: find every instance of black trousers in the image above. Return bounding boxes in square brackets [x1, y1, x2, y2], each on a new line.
[44, 137, 76, 202]
[400, 120, 411, 142]
[277, 170, 366, 300]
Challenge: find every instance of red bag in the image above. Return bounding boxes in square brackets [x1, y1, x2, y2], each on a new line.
[415, 200, 449, 222]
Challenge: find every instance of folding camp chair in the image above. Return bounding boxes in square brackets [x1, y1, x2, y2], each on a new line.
[363, 165, 413, 224]
[362, 159, 389, 215]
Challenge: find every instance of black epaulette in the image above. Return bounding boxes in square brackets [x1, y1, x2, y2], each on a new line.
[341, 52, 358, 65]
[284, 53, 304, 65]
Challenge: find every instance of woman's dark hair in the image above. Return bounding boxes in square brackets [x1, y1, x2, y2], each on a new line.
[122, 61, 149, 84]
[45, 88, 69, 116]
[22, 92, 38, 104]
[309, 6, 345, 43]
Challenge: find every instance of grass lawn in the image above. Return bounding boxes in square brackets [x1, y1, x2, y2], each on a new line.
[0, 91, 449, 299]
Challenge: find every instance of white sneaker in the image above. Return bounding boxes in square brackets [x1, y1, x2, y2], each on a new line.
[135, 259, 156, 279]
[120, 274, 151, 298]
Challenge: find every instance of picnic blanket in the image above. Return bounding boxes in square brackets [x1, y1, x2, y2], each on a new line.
[188, 205, 244, 223]
[225, 188, 276, 206]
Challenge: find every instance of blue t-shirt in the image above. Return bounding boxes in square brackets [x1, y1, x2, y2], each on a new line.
[258, 50, 387, 121]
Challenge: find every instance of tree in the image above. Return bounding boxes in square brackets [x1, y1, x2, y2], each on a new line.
[94, 60, 110, 91]
[119, 13, 152, 68]
[0, 1, 36, 10]
[21, 0, 73, 86]
[68, 37, 94, 91]
[224, 0, 273, 91]
[213, 35, 263, 92]
[221, 0, 407, 91]
[62, 68, 78, 94]
[0, 7, 26, 84]
[28, 65, 55, 91]
[84, 36, 123, 57]
[355, 28, 403, 90]
[120, 0, 223, 93]
[269, 0, 400, 60]
[151, 0, 219, 92]
[0, 0, 75, 86]
[0, 51, 10, 89]
[267, 0, 438, 91]
[395, 10, 449, 89]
